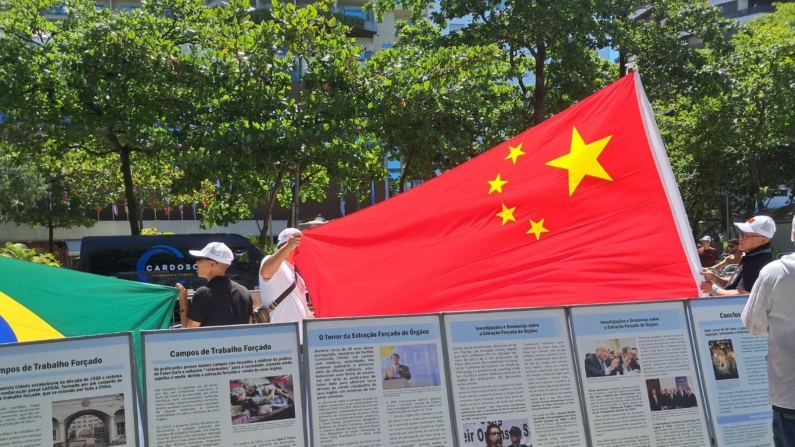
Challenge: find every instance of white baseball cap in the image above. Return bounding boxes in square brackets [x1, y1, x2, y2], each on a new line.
[277, 228, 301, 247]
[189, 242, 234, 265]
[734, 215, 776, 238]
[700, 236, 712, 242]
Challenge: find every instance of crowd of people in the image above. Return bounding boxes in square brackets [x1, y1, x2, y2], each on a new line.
[648, 386, 698, 411]
[165, 212, 795, 446]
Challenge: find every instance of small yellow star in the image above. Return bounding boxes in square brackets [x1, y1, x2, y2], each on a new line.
[527, 218, 549, 240]
[546, 127, 613, 196]
[487, 174, 507, 194]
[496, 204, 516, 225]
[505, 143, 525, 164]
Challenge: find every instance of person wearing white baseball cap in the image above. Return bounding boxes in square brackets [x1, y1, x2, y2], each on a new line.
[175, 242, 252, 328]
[743, 215, 795, 446]
[257, 228, 315, 341]
[698, 235, 720, 267]
[701, 215, 776, 296]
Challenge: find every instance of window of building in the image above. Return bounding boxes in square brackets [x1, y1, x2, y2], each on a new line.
[116, 422, 126, 436]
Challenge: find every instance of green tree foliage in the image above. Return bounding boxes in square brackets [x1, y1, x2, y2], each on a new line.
[363, 20, 519, 191]
[178, 0, 380, 243]
[659, 3, 795, 228]
[367, 0, 618, 127]
[0, 144, 46, 219]
[0, 0, 209, 235]
[0, 242, 60, 267]
[614, 0, 735, 102]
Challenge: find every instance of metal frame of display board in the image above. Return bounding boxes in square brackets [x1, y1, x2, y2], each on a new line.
[0, 332, 141, 447]
[140, 322, 306, 447]
[566, 299, 716, 447]
[302, 313, 459, 447]
[440, 305, 591, 447]
[686, 295, 755, 447]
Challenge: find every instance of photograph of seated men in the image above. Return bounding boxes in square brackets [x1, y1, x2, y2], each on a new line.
[584, 339, 641, 378]
[230, 376, 295, 424]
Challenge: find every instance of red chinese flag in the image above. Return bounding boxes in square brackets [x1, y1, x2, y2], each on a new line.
[296, 74, 701, 317]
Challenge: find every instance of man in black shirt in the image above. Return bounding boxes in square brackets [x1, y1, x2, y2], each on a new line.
[701, 215, 776, 296]
[176, 242, 252, 327]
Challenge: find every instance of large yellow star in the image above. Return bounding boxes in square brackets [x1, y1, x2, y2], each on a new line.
[546, 127, 613, 196]
[487, 174, 507, 194]
[505, 143, 525, 164]
[526, 218, 549, 240]
[496, 204, 516, 225]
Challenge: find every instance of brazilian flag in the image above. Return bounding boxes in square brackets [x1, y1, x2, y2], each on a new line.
[0, 256, 176, 361]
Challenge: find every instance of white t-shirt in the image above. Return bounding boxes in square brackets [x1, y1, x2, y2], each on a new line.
[742, 254, 795, 409]
[259, 255, 311, 342]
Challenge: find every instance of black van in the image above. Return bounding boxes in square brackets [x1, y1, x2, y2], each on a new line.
[78, 233, 265, 291]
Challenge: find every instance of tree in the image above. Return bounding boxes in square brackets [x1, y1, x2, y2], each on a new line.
[0, 144, 46, 220]
[0, 0, 212, 235]
[659, 3, 795, 228]
[613, 0, 735, 103]
[363, 20, 519, 192]
[178, 0, 380, 243]
[368, 0, 617, 128]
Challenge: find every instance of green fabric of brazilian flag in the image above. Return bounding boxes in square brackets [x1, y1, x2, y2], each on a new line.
[0, 256, 176, 373]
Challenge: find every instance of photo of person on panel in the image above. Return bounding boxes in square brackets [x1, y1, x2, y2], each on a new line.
[583, 338, 641, 378]
[708, 339, 740, 381]
[462, 420, 531, 447]
[646, 377, 698, 410]
[230, 376, 295, 424]
[380, 344, 441, 390]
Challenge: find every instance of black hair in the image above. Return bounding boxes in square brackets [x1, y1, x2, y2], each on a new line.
[486, 423, 502, 447]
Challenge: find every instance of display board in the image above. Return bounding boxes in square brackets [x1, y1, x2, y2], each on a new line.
[303, 314, 456, 447]
[0, 333, 139, 447]
[443, 308, 588, 447]
[570, 301, 711, 447]
[141, 323, 305, 447]
[689, 297, 773, 447]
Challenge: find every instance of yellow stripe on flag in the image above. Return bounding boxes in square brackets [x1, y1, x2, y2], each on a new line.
[0, 291, 64, 342]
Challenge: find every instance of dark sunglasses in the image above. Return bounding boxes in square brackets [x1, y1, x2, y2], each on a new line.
[196, 257, 215, 263]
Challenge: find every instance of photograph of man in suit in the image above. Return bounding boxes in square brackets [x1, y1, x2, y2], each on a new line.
[384, 353, 412, 380]
[649, 389, 662, 411]
[675, 385, 687, 408]
[618, 346, 641, 374]
[685, 388, 698, 408]
[585, 345, 620, 377]
[662, 389, 673, 410]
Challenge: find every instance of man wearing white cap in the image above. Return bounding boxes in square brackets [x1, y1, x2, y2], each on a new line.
[258, 228, 315, 339]
[701, 215, 776, 296]
[742, 215, 795, 446]
[175, 242, 253, 327]
[698, 235, 720, 267]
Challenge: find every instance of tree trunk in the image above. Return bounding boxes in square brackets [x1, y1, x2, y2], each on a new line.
[619, 50, 627, 77]
[398, 152, 412, 193]
[532, 40, 547, 125]
[119, 148, 140, 235]
[47, 212, 54, 254]
[258, 170, 285, 247]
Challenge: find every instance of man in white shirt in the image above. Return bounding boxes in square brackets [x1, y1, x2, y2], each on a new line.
[259, 228, 315, 341]
[742, 215, 795, 447]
